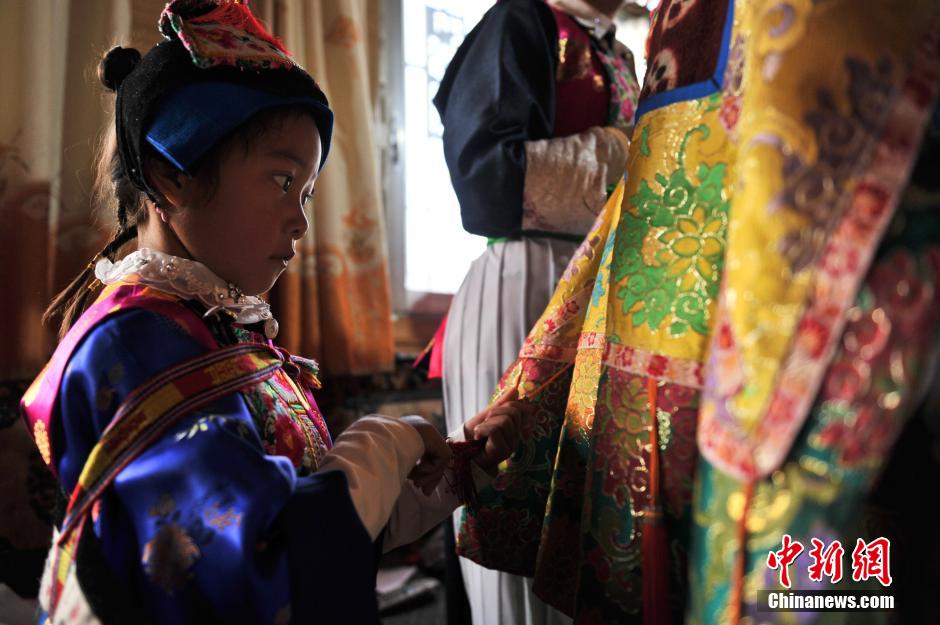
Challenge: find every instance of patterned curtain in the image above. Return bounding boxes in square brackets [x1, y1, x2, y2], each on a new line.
[0, 0, 393, 381]
[256, 0, 395, 376]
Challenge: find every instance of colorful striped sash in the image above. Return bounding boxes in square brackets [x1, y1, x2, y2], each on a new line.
[59, 341, 283, 543]
[48, 340, 284, 617]
[21, 283, 218, 477]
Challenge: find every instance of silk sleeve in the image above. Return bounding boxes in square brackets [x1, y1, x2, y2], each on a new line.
[55, 309, 378, 624]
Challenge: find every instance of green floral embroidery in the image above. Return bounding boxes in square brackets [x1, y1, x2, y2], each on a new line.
[703, 91, 722, 112]
[612, 124, 729, 336]
[639, 125, 651, 157]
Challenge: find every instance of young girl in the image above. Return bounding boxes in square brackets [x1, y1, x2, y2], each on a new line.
[20, 2, 525, 624]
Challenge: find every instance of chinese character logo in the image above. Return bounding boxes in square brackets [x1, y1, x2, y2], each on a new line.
[851, 537, 892, 587]
[808, 538, 844, 584]
[766, 534, 804, 588]
[767, 535, 893, 589]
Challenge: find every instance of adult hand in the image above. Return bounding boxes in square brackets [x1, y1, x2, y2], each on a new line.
[461, 387, 530, 474]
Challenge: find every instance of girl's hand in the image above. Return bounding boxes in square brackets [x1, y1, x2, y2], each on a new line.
[402, 415, 453, 495]
[461, 388, 528, 474]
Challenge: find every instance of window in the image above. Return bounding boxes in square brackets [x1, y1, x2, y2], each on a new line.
[383, 1, 651, 314]
[384, 0, 491, 314]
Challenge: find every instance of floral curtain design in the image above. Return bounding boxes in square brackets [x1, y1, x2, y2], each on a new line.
[256, 0, 394, 376]
[0, 0, 393, 382]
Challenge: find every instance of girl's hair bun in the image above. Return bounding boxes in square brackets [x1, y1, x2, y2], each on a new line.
[99, 46, 142, 92]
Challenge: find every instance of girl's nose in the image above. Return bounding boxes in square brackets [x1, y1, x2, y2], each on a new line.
[290, 204, 309, 240]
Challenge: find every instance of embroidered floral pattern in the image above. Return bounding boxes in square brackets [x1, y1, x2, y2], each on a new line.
[700, 38, 940, 481]
[142, 523, 200, 592]
[662, 0, 700, 29]
[808, 249, 940, 469]
[616, 124, 729, 336]
[596, 43, 639, 129]
[160, 1, 296, 71]
[230, 327, 329, 473]
[142, 496, 207, 593]
[639, 0, 732, 105]
[175, 415, 215, 441]
[33, 420, 51, 465]
[643, 47, 679, 97]
[773, 58, 896, 273]
[203, 502, 243, 531]
[173, 414, 252, 443]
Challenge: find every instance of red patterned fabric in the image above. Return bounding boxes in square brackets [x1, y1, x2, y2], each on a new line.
[641, 0, 731, 99]
[549, 7, 611, 137]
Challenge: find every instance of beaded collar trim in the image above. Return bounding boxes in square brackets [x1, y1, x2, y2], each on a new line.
[95, 248, 278, 335]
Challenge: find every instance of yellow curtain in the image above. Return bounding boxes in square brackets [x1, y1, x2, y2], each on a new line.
[258, 0, 395, 375]
[0, 0, 394, 379]
[0, 2, 162, 610]
[0, 0, 157, 380]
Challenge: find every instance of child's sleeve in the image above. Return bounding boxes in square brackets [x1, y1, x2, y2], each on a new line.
[315, 414, 425, 539]
[54, 309, 381, 624]
[313, 414, 494, 553]
[380, 425, 493, 553]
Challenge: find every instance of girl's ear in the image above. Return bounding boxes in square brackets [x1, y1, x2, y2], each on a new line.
[145, 158, 193, 210]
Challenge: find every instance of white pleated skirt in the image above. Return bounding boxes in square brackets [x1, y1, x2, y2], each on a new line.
[443, 236, 576, 625]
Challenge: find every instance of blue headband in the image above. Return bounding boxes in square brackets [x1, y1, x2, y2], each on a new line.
[145, 81, 334, 173]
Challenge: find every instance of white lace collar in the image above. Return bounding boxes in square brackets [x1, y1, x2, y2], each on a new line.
[95, 248, 279, 337]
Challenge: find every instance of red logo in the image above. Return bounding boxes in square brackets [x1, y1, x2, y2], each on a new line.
[766, 534, 804, 589]
[767, 536, 893, 588]
[807, 538, 845, 584]
[851, 537, 892, 587]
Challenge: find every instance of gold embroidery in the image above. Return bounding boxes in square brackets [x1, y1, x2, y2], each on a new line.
[556, 35, 592, 82]
[578, 42, 592, 80]
[655, 407, 671, 451]
[203, 502, 243, 531]
[33, 420, 51, 465]
[142, 523, 200, 592]
[175, 415, 216, 441]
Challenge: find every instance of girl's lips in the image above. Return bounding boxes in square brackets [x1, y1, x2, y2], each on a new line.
[270, 253, 294, 267]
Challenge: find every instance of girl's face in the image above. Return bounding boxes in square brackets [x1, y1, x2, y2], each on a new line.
[170, 113, 321, 295]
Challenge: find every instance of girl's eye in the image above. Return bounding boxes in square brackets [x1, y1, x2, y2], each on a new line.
[274, 174, 294, 192]
[302, 189, 316, 207]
